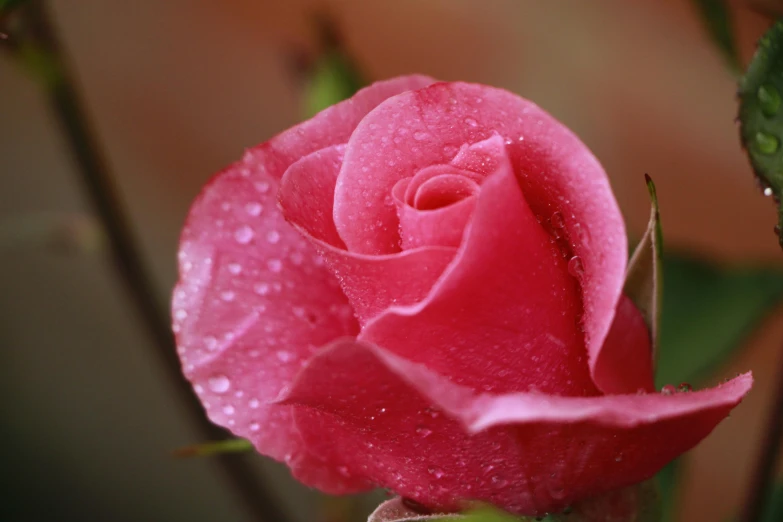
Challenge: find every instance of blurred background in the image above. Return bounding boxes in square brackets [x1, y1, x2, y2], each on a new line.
[2, 1, 783, 521]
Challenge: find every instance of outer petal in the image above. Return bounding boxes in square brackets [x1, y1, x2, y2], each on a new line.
[281, 339, 751, 516]
[279, 147, 457, 326]
[334, 82, 627, 391]
[361, 136, 597, 396]
[172, 157, 368, 492]
[593, 295, 655, 395]
[249, 75, 436, 181]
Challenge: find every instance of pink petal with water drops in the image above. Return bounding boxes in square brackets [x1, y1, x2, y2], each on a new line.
[249, 75, 436, 181]
[279, 146, 458, 326]
[172, 156, 368, 492]
[281, 339, 751, 516]
[361, 136, 597, 396]
[334, 82, 627, 394]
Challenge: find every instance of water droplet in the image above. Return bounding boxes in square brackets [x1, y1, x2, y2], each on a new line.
[464, 117, 478, 127]
[223, 404, 235, 415]
[220, 291, 235, 302]
[234, 226, 254, 244]
[413, 131, 429, 141]
[174, 309, 187, 320]
[276, 350, 293, 363]
[208, 375, 231, 393]
[427, 466, 445, 479]
[764, 187, 774, 197]
[423, 407, 440, 419]
[568, 256, 584, 279]
[221, 202, 231, 212]
[758, 84, 781, 117]
[415, 425, 432, 438]
[550, 211, 565, 228]
[204, 336, 218, 351]
[337, 466, 350, 477]
[677, 382, 693, 392]
[228, 263, 242, 274]
[254, 282, 270, 295]
[249, 422, 260, 431]
[661, 384, 677, 395]
[290, 252, 304, 265]
[255, 181, 270, 193]
[245, 202, 263, 216]
[615, 455, 623, 462]
[266, 230, 280, 244]
[483, 464, 495, 473]
[249, 398, 260, 409]
[755, 132, 779, 155]
[491, 475, 509, 487]
[267, 259, 283, 272]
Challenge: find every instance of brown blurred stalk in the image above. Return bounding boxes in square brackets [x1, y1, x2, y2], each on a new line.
[739, 346, 783, 522]
[1, 2, 288, 521]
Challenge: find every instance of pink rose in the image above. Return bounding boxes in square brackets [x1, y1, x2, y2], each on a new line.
[172, 76, 751, 516]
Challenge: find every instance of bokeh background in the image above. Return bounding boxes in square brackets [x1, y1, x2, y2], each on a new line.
[2, 1, 783, 521]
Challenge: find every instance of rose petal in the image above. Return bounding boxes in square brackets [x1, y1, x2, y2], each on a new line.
[281, 339, 751, 516]
[334, 82, 626, 392]
[592, 295, 655, 395]
[396, 194, 478, 250]
[280, 147, 458, 326]
[413, 174, 479, 210]
[277, 145, 347, 248]
[361, 136, 597, 396]
[249, 75, 436, 181]
[173, 158, 367, 492]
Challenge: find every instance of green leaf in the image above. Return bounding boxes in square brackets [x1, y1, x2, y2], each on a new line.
[692, 0, 741, 74]
[302, 14, 365, 118]
[0, 0, 27, 13]
[762, 484, 783, 522]
[655, 255, 783, 388]
[171, 438, 253, 458]
[738, 20, 783, 248]
[624, 175, 663, 368]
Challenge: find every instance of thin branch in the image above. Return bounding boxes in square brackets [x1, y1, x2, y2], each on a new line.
[739, 344, 783, 522]
[8, 2, 289, 521]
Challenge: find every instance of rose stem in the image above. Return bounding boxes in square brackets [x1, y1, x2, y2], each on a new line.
[739, 344, 783, 522]
[8, 2, 289, 521]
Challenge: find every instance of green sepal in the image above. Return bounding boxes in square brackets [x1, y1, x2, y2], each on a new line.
[624, 175, 663, 370]
[172, 438, 253, 458]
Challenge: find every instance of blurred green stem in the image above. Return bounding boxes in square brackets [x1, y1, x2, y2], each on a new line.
[3, 2, 288, 521]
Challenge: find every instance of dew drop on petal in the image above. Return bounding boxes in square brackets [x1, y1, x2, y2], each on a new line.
[427, 467, 445, 479]
[220, 291, 236, 302]
[276, 350, 293, 363]
[267, 259, 283, 273]
[254, 282, 270, 296]
[266, 230, 280, 244]
[245, 202, 263, 216]
[204, 336, 218, 351]
[234, 226, 254, 244]
[415, 426, 432, 438]
[677, 382, 693, 392]
[567, 256, 584, 279]
[249, 398, 260, 409]
[227, 263, 242, 275]
[550, 211, 565, 229]
[249, 422, 260, 431]
[208, 375, 231, 393]
[223, 404, 235, 415]
[661, 384, 676, 395]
